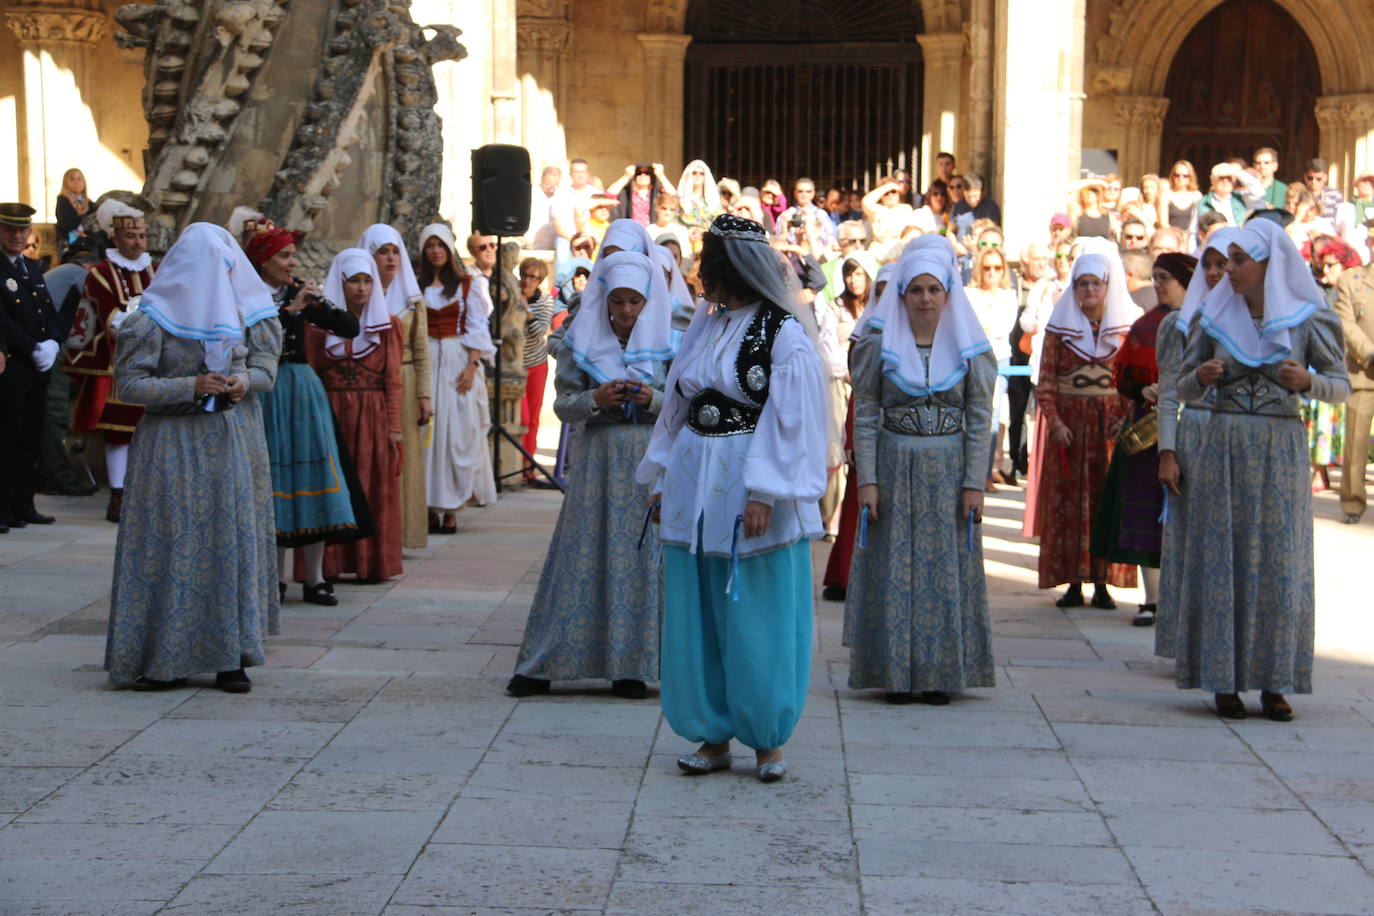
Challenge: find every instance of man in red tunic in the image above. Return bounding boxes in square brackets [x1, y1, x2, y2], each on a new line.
[64, 201, 156, 522]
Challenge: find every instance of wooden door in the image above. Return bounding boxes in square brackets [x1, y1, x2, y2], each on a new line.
[1161, 0, 1321, 179]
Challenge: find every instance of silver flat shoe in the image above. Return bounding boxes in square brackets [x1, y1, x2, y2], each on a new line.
[677, 752, 732, 775]
[755, 760, 787, 783]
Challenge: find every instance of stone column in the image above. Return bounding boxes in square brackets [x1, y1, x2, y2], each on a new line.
[490, 0, 519, 143]
[916, 32, 963, 187]
[1316, 93, 1374, 194]
[4, 1, 107, 221]
[636, 33, 692, 178]
[516, 15, 571, 174]
[964, 0, 995, 180]
[1114, 95, 1170, 186]
[992, 0, 1085, 251]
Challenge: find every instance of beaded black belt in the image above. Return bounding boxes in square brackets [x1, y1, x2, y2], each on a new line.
[687, 388, 761, 436]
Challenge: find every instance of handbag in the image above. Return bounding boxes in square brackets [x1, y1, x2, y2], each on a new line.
[1118, 407, 1158, 455]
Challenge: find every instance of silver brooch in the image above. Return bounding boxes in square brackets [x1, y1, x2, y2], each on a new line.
[746, 364, 767, 392]
[4, 278, 16, 292]
[698, 405, 720, 427]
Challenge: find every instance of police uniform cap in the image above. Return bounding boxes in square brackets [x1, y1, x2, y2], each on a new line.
[0, 203, 35, 228]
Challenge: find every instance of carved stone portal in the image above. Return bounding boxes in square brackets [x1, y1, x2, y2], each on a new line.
[113, 0, 466, 253]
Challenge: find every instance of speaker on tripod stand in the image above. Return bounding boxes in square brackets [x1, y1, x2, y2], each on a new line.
[471, 144, 563, 492]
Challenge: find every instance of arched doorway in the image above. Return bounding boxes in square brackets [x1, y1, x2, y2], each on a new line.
[1160, 0, 1320, 176]
[683, 0, 923, 191]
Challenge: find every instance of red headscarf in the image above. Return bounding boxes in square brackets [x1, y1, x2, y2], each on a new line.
[245, 227, 303, 269]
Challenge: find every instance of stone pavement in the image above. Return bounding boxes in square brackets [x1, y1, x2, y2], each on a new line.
[2, 479, 1374, 915]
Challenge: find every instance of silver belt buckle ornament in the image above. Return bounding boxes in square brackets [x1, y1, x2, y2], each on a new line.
[698, 404, 720, 428]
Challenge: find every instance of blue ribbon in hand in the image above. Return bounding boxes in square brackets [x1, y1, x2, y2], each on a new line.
[724, 514, 744, 602]
[637, 502, 656, 550]
[858, 505, 869, 549]
[1158, 487, 1171, 524]
[966, 507, 976, 552]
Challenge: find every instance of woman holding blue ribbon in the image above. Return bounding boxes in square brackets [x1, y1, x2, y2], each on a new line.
[842, 246, 997, 705]
[104, 223, 283, 691]
[508, 250, 674, 700]
[1172, 219, 1349, 721]
[637, 214, 828, 783]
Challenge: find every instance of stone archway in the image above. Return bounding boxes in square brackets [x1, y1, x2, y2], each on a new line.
[1094, 0, 1374, 189]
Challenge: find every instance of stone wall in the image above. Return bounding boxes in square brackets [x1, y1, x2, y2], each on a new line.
[562, 1, 650, 181]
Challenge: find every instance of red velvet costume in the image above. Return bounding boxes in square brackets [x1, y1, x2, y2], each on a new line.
[66, 259, 156, 444]
[307, 317, 405, 581]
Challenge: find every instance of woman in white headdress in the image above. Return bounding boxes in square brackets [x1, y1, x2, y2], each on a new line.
[653, 242, 697, 346]
[508, 250, 674, 699]
[637, 214, 828, 783]
[676, 159, 723, 231]
[416, 224, 496, 532]
[307, 248, 404, 582]
[1024, 242, 1138, 609]
[1170, 219, 1349, 721]
[1153, 227, 1239, 652]
[104, 223, 282, 692]
[359, 223, 432, 550]
[843, 246, 996, 704]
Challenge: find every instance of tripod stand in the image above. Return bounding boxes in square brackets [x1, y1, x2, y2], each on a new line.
[489, 236, 565, 493]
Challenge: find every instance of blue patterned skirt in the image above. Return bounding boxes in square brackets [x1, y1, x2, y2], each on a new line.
[260, 362, 359, 547]
[1167, 411, 1315, 693]
[514, 422, 660, 682]
[843, 429, 994, 693]
[105, 406, 277, 683]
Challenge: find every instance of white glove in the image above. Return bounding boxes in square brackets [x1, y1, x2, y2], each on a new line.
[31, 339, 59, 372]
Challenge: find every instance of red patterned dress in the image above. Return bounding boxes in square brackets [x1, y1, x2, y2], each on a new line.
[66, 259, 155, 444]
[306, 317, 405, 581]
[1025, 329, 1136, 589]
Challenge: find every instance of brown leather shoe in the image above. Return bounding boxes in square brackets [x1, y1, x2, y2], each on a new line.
[106, 488, 123, 523]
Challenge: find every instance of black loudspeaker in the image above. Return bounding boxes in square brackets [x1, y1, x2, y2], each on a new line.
[471, 144, 531, 236]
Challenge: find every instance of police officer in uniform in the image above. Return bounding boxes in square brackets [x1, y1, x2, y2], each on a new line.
[0, 203, 63, 532]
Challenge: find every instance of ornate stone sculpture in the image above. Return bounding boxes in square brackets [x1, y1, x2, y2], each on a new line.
[113, 0, 466, 252]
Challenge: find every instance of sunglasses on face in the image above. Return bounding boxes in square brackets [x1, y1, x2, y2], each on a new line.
[1123, 233, 1146, 241]
[985, 264, 1005, 271]
[950, 183, 964, 190]
[520, 272, 541, 281]
[1054, 254, 1070, 260]
[978, 241, 1001, 248]
[475, 242, 496, 251]
[1172, 171, 1190, 178]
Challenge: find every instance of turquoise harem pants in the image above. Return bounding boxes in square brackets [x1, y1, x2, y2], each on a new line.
[660, 536, 813, 750]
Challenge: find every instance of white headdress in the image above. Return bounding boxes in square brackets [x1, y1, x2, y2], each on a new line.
[856, 247, 991, 395]
[677, 159, 721, 213]
[138, 223, 275, 348]
[1176, 227, 1242, 334]
[1044, 240, 1136, 361]
[599, 218, 656, 257]
[651, 244, 696, 335]
[1195, 218, 1325, 366]
[358, 223, 422, 316]
[565, 250, 674, 383]
[322, 247, 392, 359]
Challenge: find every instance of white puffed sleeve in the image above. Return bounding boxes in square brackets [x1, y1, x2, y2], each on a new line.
[635, 384, 686, 488]
[743, 319, 829, 505]
[461, 280, 497, 360]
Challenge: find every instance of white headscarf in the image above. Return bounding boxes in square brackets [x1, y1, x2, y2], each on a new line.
[138, 223, 276, 371]
[323, 247, 392, 359]
[856, 247, 991, 395]
[599, 218, 656, 257]
[1044, 243, 1136, 362]
[677, 159, 721, 213]
[854, 236, 955, 339]
[418, 222, 458, 266]
[1195, 218, 1325, 367]
[358, 223, 421, 316]
[565, 250, 674, 383]
[652, 244, 696, 334]
[1177, 227, 1242, 334]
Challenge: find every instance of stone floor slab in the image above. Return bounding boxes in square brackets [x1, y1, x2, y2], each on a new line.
[114, 718, 342, 759]
[1052, 722, 1260, 763]
[850, 772, 1095, 812]
[852, 803, 1114, 847]
[162, 872, 403, 915]
[205, 810, 441, 875]
[1127, 846, 1374, 915]
[1072, 757, 1301, 808]
[860, 876, 1156, 916]
[604, 880, 858, 914]
[432, 796, 632, 850]
[391, 843, 618, 910]
[1101, 801, 1347, 854]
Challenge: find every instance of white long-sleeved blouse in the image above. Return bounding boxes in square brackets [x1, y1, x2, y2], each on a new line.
[637, 302, 829, 558]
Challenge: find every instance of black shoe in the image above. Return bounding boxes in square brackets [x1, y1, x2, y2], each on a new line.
[105, 487, 123, 523]
[884, 691, 918, 704]
[822, 584, 846, 602]
[506, 674, 550, 697]
[1091, 586, 1116, 610]
[1055, 583, 1083, 607]
[428, 514, 441, 534]
[0, 523, 7, 534]
[303, 582, 338, 606]
[611, 679, 648, 699]
[215, 669, 252, 693]
[1344, 514, 1361, 524]
[1214, 692, 1246, 719]
[439, 524, 458, 535]
[279, 581, 287, 603]
[131, 676, 187, 691]
[3, 515, 28, 529]
[41, 480, 97, 497]
[920, 691, 951, 706]
[13, 508, 54, 525]
[1132, 604, 1156, 626]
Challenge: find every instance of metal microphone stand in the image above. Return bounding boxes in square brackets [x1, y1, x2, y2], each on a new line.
[489, 236, 565, 493]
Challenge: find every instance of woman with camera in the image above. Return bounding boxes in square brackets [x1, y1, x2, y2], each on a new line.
[104, 223, 282, 692]
[247, 228, 370, 606]
[508, 250, 674, 699]
[306, 249, 405, 583]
